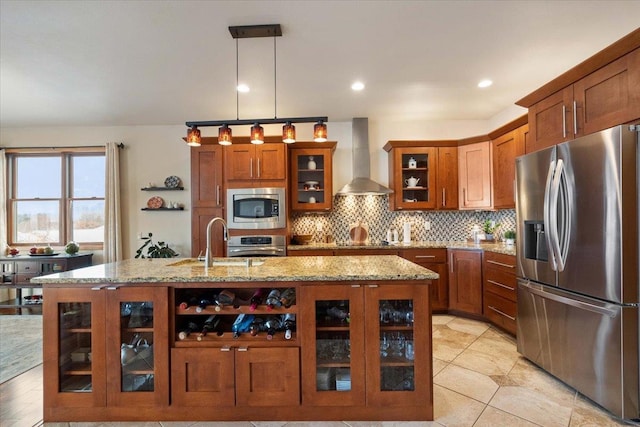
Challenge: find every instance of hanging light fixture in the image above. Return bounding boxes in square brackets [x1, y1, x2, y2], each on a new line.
[282, 121, 296, 143]
[184, 24, 327, 146]
[218, 124, 232, 145]
[186, 125, 201, 146]
[250, 123, 265, 144]
[314, 120, 328, 142]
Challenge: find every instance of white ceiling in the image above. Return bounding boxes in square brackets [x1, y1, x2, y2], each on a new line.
[1, 1, 639, 129]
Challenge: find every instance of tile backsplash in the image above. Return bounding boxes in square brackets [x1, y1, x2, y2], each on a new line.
[290, 195, 515, 243]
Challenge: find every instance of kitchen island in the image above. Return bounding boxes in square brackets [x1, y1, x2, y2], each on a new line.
[35, 255, 437, 422]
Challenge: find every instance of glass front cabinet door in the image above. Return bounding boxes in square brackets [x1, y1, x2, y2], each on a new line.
[300, 283, 431, 407]
[44, 286, 168, 409]
[289, 142, 336, 212]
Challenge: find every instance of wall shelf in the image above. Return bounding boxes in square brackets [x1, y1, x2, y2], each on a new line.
[141, 207, 184, 211]
[141, 187, 184, 191]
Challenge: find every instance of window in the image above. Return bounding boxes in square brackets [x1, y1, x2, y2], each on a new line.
[7, 150, 105, 248]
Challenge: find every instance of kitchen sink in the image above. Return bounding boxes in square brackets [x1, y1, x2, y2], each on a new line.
[168, 258, 265, 267]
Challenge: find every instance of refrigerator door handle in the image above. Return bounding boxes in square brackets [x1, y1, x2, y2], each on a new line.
[520, 281, 618, 318]
[549, 159, 567, 272]
[543, 160, 558, 271]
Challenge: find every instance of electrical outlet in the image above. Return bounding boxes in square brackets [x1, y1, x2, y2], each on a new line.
[425, 221, 431, 231]
[316, 222, 323, 232]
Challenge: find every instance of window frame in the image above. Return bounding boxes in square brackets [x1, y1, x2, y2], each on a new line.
[6, 147, 105, 249]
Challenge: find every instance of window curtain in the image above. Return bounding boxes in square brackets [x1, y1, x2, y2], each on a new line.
[0, 150, 7, 253]
[104, 142, 123, 263]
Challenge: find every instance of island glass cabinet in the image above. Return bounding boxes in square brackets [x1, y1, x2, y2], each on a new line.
[43, 286, 169, 410]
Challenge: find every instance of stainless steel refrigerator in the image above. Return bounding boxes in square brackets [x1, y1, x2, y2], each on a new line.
[515, 124, 639, 421]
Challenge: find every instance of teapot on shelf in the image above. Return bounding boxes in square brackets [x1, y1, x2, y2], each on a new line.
[404, 176, 420, 187]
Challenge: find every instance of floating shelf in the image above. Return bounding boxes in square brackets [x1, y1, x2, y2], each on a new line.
[141, 207, 184, 211]
[141, 187, 184, 191]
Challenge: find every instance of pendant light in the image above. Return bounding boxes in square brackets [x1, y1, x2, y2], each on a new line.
[184, 24, 328, 146]
[314, 120, 327, 142]
[218, 124, 232, 145]
[282, 122, 296, 143]
[250, 123, 265, 144]
[186, 126, 201, 146]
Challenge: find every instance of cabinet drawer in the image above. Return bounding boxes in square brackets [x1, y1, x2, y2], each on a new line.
[15, 273, 37, 284]
[400, 248, 447, 263]
[483, 252, 516, 273]
[484, 292, 516, 335]
[16, 261, 39, 273]
[484, 269, 516, 302]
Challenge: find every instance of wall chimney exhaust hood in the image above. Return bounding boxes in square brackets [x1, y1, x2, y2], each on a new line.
[336, 118, 393, 196]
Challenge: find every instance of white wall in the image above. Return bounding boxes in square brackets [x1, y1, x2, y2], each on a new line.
[1, 108, 524, 260]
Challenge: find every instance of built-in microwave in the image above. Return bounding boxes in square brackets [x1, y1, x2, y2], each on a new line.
[226, 187, 286, 229]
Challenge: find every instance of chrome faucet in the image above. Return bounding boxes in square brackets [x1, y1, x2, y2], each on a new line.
[205, 217, 228, 268]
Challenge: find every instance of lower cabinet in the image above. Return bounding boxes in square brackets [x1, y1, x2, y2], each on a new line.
[43, 286, 169, 417]
[400, 249, 448, 312]
[171, 346, 300, 407]
[448, 249, 483, 315]
[483, 252, 517, 334]
[299, 283, 433, 418]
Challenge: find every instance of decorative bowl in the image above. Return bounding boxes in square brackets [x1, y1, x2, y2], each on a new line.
[292, 234, 313, 245]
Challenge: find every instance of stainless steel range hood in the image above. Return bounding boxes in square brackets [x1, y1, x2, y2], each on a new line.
[336, 118, 393, 195]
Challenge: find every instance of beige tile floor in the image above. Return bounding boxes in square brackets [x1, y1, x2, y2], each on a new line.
[0, 315, 633, 426]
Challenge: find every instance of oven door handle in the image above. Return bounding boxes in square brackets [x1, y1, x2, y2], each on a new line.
[228, 247, 285, 256]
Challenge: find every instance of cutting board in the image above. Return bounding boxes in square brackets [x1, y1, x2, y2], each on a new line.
[349, 221, 369, 244]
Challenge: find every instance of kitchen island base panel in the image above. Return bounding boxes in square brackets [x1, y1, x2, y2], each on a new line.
[44, 405, 433, 422]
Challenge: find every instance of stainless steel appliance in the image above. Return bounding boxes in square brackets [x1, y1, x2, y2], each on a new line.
[226, 187, 286, 230]
[226, 235, 286, 257]
[515, 124, 639, 421]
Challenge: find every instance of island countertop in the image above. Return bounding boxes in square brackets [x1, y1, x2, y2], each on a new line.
[31, 255, 438, 285]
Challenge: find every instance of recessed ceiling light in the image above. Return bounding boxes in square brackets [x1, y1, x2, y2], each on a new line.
[478, 79, 493, 88]
[237, 84, 250, 93]
[351, 81, 365, 91]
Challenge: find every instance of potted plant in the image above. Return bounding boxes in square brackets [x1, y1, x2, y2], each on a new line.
[135, 232, 178, 258]
[482, 220, 500, 241]
[503, 230, 516, 246]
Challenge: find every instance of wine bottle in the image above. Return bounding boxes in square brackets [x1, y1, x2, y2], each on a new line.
[265, 289, 281, 311]
[249, 317, 264, 336]
[215, 289, 235, 311]
[248, 288, 265, 311]
[196, 298, 213, 313]
[178, 295, 198, 310]
[279, 288, 296, 308]
[178, 321, 198, 340]
[197, 315, 221, 341]
[282, 313, 296, 340]
[231, 314, 255, 338]
[264, 316, 282, 340]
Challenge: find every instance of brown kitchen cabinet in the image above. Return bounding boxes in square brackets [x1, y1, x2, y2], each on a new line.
[483, 252, 517, 335]
[520, 46, 640, 153]
[289, 142, 337, 212]
[0, 253, 93, 314]
[171, 285, 301, 408]
[448, 249, 483, 315]
[401, 248, 448, 313]
[191, 144, 225, 257]
[491, 124, 527, 209]
[458, 140, 493, 210]
[43, 285, 169, 417]
[435, 147, 458, 210]
[224, 143, 286, 186]
[384, 142, 458, 211]
[299, 282, 432, 418]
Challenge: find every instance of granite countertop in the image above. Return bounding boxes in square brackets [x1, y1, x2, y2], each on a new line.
[31, 255, 438, 285]
[287, 241, 517, 256]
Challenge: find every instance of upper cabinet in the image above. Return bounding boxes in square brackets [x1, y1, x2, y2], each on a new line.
[384, 142, 458, 211]
[517, 31, 640, 153]
[491, 122, 527, 209]
[190, 143, 225, 258]
[288, 142, 337, 212]
[458, 140, 492, 210]
[224, 143, 286, 187]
